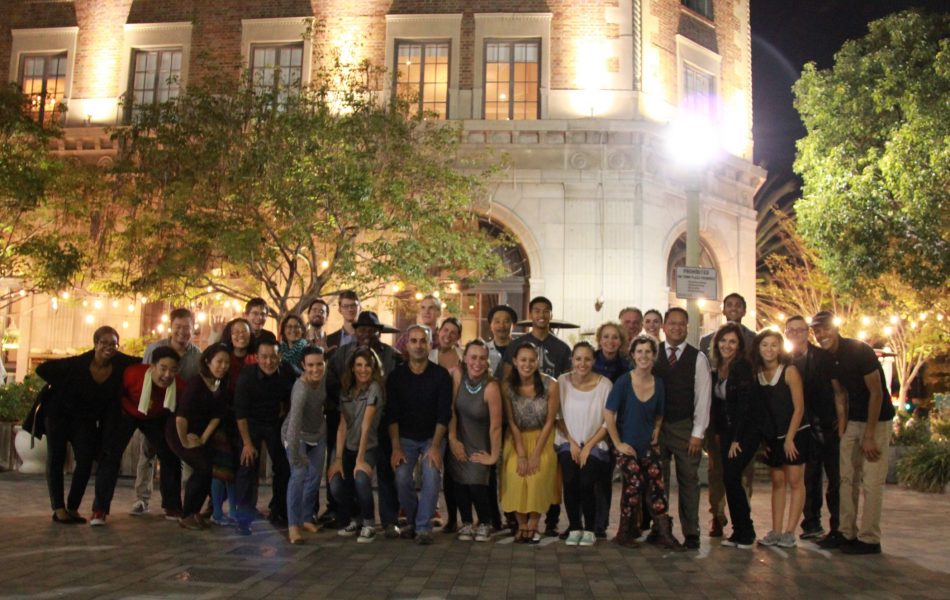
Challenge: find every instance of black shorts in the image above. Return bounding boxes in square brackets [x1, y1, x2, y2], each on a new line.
[764, 428, 813, 468]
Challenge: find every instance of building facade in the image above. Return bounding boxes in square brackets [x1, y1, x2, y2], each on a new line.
[1, 0, 764, 361]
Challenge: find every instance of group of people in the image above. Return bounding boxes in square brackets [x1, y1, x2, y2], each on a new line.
[36, 289, 892, 555]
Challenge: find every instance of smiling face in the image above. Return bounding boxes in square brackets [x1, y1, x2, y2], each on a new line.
[785, 319, 810, 353]
[207, 350, 231, 380]
[419, 298, 442, 328]
[282, 317, 304, 344]
[308, 302, 328, 328]
[170, 317, 193, 347]
[598, 324, 622, 356]
[302, 352, 326, 383]
[758, 333, 784, 364]
[490, 310, 513, 341]
[352, 356, 374, 386]
[619, 310, 643, 340]
[643, 312, 663, 338]
[438, 322, 461, 349]
[812, 323, 840, 353]
[571, 345, 595, 377]
[257, 343, 279, 375]
[515, 345, 540, 380]
[246, 305, 267, 333]
[663, 311, 687, 346]
[151, 357, 179, 388]
[463, 344, 489, 379]
[229, 321, 251, 350]
[94, 332, 119, 363]
[529, 302, 552, 331]
[723, 295, 746, 324]
[355, 325, 379, 347]
[339, 298, 360, 324]
[631, 339, 656, 370]
[717, 331, 740, 364]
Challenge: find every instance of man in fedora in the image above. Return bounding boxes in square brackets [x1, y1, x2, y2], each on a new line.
[322, 311, 403, 534]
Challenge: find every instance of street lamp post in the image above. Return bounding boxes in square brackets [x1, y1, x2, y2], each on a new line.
[667, 112, 719, 347]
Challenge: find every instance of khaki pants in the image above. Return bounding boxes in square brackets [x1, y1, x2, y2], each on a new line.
[660, 418, 701, 537]
[839, 420, 890, 544]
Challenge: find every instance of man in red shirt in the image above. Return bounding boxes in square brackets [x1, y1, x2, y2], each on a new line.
[90, 346, 186, 526]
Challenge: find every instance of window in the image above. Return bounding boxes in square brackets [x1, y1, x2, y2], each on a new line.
[250, 43, 303, 101]
[127, 48, 182, 121]
[19, 53, 67, 125]
[683, 63, 715, 118]
[682, 0, 713, 20]
[394, 40, 449, 119]
[484, 40, 540, 120]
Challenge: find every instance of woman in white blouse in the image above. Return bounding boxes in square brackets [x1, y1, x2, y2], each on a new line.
[556, 341, 613, 547]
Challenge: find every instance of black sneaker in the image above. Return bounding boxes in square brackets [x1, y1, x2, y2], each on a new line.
[594, 530, 607, 539]
[543, 525, 560, 537]
[400, 526, 416, 540]
[800, 526, 825, 540]
[840, 539, 881, 555]
[816, 531, 847, 549]
[684, 534, 700, 550]
[558, 530, 570, 540]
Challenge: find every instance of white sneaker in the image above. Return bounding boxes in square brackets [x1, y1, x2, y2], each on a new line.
[337, 521, 359, 537]
[90, 511, 107, 527]
[457, 524, 474, 541]
[565, 530, 583, 546]
[357, 526, 376, 543]
[129, 500, 149, 516]
[579, 531, 596, 547]
[474, 524, 493, 542]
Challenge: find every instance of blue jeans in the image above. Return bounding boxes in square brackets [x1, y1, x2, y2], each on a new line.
[394, 437, 445, 533]
[329, 448, 377, 526]
[286, 440, 326, 527]
[211, 479, 236, 521]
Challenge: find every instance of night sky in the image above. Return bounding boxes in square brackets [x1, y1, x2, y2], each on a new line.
[750, 0, 948, 178]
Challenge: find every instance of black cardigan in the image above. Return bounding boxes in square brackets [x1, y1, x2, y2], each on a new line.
[35, 350, 141, 420]
[711, 358, 761, 443]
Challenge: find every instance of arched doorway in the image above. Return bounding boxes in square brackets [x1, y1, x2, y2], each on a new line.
[458, 219, 531, 340]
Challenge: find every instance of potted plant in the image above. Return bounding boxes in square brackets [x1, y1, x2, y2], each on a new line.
[0, 375, 47, 472]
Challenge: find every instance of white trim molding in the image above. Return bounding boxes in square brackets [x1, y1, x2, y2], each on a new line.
[384, 13, 462, 119]
[241, 17, 314, 86]
[118, 22, 193, 123]
[9, 27, 79, 113]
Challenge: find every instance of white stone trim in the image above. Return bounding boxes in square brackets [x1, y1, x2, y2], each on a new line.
[675, 33, 721, 112]
[9, 27, 79, 111]
[118, 22, 193, 123]
[241, 17, 314, 86]
[473, 13, 552, 120]
[384, 13, 462, 119]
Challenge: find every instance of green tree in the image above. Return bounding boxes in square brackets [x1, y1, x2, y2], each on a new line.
[0, 83, 95, 310]
[793, 9, 950, 294]
[106, 60, 502, 316]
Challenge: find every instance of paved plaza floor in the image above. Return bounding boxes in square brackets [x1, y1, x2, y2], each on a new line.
[0, 472, 948, 599]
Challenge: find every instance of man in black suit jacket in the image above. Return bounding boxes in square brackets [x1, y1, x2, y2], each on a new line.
[326, 290, 360, 351]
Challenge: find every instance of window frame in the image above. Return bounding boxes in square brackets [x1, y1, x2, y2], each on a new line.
[482, 38, 542, 121]
[248, 42, 305, 98]
[18, 52, 68, 125]
[125, 47, 184, 123]
[393, 38, 451, 120]
[681, 0, 714, 21]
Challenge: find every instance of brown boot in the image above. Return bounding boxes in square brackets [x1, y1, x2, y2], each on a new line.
[612, 513, 640, 548]
[653, 515, 687, 552]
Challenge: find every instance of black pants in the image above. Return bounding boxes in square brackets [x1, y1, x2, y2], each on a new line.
[454, 480, 492, 525]
[93, 410, 181, 515]
[166, 423, 213, 518]
[443, 446, 458, 525]
[720, 430, 761, 542]
[45, 410, 99, 512]
[594, 447, 616, 533]
[235, 420, 289, 523]
[320, 408, 340, 516]
[559, 451, 609, 532]
[802, 424, 840, 533]
[487, 465, 502, 529]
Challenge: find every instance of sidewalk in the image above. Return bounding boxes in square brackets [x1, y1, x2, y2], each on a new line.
[0, 472, 947, 599]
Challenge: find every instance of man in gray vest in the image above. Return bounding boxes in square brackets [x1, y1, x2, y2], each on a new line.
[653, 307, 711, 550]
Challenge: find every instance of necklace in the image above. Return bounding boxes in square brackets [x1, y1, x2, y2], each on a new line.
[464, 377, 485, 395]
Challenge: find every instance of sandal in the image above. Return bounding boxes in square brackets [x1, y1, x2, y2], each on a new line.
[516, 528, 530, 543]
[526, 529, 541, 545]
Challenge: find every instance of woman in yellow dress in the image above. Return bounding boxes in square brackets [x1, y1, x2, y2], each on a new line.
[501, 343, 561, 543]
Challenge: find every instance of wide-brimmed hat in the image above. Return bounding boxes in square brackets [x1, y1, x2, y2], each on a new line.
[353, 311, 400, 334]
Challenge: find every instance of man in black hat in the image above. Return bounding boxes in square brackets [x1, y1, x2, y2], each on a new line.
[810, 311, 893, 555]
[321, 311, 403, 534]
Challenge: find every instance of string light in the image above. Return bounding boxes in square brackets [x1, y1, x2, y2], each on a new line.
[157, 324, 165, 334]
[121, 321, 129, 329]
[60, 291, 70, 300]
[832, 316, 843, 327]
[432, 291, 440, 299]
[127, 303, 135, 312]
[857, 330, 868, 340]
[861, 316, 871, 325]
[320, 260, 329, 269]
[84, 314, 94, 325]
[160, 314, 169, 323]
[882, 326, 893, 336]
[414, 292, 424, 301]
[196, 311, 207, 323]
[93, 299, 103, 310]
[889, 315, 899, 325]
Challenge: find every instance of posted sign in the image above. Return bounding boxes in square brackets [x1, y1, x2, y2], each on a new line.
[675, 267, 718, 300]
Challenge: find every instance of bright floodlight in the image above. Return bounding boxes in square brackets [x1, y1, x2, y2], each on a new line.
[667, 111, 719, 167]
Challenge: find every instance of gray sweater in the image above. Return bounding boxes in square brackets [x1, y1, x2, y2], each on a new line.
[281, 378, 328, 465]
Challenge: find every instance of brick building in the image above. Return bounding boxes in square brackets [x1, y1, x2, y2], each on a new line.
[1, 0, 764, 364]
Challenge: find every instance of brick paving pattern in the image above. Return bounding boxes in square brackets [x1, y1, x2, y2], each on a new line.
[0, 472, 947, 599]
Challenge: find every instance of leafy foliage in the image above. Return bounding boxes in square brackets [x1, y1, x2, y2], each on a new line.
[0, 375, 45, 421]
[106, 57, 502, 317]
[896, 440, 950, 493]
[793, 10, 950, 294]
